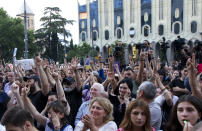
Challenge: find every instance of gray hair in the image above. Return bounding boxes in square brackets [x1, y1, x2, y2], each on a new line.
[92, 83, 104, 93]
[139, 81, 156, 100]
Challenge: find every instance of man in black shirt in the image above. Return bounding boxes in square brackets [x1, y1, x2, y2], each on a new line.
[63, 58, 82, 127]
[170, 68, 190, 97]
[26, 56, 50, 113]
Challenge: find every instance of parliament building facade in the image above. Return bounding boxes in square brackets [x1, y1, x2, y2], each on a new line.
[78, 0, 202, 63]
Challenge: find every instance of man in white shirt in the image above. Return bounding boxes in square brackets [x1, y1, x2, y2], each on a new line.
[4, 72, 15, 94]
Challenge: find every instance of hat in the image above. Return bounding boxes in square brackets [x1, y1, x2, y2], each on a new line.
[23, 75, 41, 88]
[62, 77, 75, 85]
[24, 76, 39, 81]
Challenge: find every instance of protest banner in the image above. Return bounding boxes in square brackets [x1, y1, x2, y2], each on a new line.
[16, 59, 35, 70]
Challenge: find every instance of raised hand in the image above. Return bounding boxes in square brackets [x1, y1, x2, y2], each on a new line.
[52, 72, 59, 80]
[148, 49, 154, 58]
[11, 83, 20, 95]
[21, 87, 29, 97]
[50, 111, 61, 130]
[186, 58, 194, 71]
[107, 72, 115, 81]
[98, 54, 102, 62]
[82, 114, 95, 129]
[183, 121, 193, 131]
[115, 64, 119, 70]
[108, 56, 114, 63]
[139, 49, 145, 60]
[71, 57, 79, 71]
[145, 50, 148, 60]
[34, 56, 43, 67]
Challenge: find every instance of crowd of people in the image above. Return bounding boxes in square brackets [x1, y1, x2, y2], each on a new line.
[0, 41, 202, 131]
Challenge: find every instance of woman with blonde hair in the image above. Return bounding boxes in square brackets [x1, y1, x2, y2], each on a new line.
[118, 99, 155, 131]
[74, 97, 117, 131]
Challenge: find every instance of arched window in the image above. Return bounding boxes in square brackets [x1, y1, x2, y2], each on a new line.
[191, 21, 197, 33]
[144, 26, 149, 37]
[130, 27, 135, 38]
[92, 31, 97, 41]
[82, 32, 86, 41]
[105, 30, 109, 40]
[96, 46, 100, 52]
[174, 23, 180, 34]
[158, 25, 164, 36]
[117, 29, 122, 39]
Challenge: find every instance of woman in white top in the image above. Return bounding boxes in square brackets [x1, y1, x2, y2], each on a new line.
[74, 97, 117, 131]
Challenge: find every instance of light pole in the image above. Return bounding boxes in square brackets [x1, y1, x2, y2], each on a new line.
[63, 20, 67, 58]
[24, 0, 28, 59]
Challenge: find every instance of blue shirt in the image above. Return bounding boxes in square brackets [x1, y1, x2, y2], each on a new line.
[74, 100, 90, 126]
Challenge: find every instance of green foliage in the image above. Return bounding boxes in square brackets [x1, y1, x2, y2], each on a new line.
[0, 8, 36, 62]
[66, 42, 93, 61]
[35, 7, 74, 62]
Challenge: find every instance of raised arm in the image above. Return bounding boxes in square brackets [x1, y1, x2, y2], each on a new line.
[155, 74, 173, 106]
[10, 83, 24, 109]
[108, 56, 114, 73]
[149, 49, 157, 74]
[137, 50, 144, 83]
[187, 58, 202, 99]
[45, 66, 56, 88]
[52, 72, 70, 115]
[71, 57, 82, 91]
[145, 50, 153, 79]
[114, 64, 123, 81]
[105, 72, 117, 95]
[90, 60, 96, 71]
[129, 56, 135, 69]
[21, 87, 47, 126]
[35, 56, 50, 95]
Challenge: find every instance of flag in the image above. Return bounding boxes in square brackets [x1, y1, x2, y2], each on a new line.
[133, 45, 137, 59]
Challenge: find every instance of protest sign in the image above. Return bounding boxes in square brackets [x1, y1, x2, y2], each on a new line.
[16, 59, 34, 70]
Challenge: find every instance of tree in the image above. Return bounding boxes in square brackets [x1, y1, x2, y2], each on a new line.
[0, 8, 36, 62]
[35, 7, 74, 62]
[66, 42, 97, 61]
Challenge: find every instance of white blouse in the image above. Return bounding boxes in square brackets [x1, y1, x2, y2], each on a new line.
[74, 121, 117, 131]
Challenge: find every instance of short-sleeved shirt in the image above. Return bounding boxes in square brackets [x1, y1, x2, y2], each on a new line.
[170, 78, 189, 97]
[65, 88, 82, 127]
[28, 90, 48, 113]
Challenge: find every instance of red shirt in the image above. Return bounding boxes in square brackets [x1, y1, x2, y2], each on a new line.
[197, 63, 202, 74]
